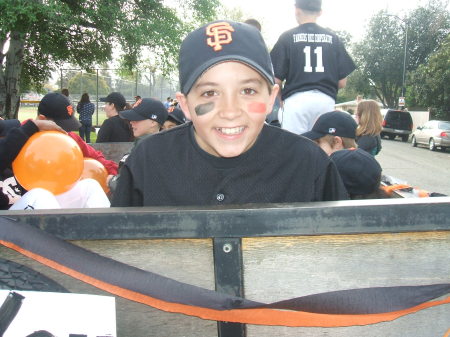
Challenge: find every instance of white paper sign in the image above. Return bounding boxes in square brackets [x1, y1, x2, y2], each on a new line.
[0, 290, 116, 337]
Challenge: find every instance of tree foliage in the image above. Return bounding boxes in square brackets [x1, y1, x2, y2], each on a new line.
[352, 0, 449, 109]
[67, 72, 111, 97]
[408, 35, 450, 120]
[0, 0, 219, 118]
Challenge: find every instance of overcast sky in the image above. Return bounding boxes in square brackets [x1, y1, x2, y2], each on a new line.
[220, 0, 449, 47]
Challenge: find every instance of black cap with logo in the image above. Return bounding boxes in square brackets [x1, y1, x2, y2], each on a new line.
[302, 111, 357, 140]
[296, 0, 322, 11]
[38, 93, 81, 132]
[100, 92, 127, 110]
[179, 20, 274, 94]
[119, 98, 168, 126]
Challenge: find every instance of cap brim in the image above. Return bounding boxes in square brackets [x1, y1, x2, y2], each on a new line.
[301, 130, 324, 140]
[182, 55, 274, 94]
[119, 109, 146, 121]
[99, 97, 108, 102]
[54, 116, 82, 132]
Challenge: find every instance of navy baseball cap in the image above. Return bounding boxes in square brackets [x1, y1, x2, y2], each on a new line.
[0, 119, 21, 137]
[167, 108, 187, 125]
[38, 93, 81, 132]
[302, 111, 357, 140]
[100, 92, 126, 110]
[120, 98, 168, 126]
[331, 148, 382, 196]
[179, 20, 275, 94]
[296, 0, 322, 11]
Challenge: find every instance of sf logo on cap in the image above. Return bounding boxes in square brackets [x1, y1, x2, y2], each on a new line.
[67, 105, 74, 116]
[206, 22, 235, 52]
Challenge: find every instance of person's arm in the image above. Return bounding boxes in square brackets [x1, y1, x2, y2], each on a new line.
[338, 77, 347, 89]
[111, 164, 143, 207]
[0, 120, 63, 171]
[68, 132, 119, 175]
[96, 120, 111, 143]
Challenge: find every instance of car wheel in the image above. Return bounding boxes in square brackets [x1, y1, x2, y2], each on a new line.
[401, 135, 409, 142]
[429, 138, 436, 151]
[0, 258, 68, 292]
[388, 134, 396, 140]
[380, 132, 386, 139]
[412, 136, 417, 147]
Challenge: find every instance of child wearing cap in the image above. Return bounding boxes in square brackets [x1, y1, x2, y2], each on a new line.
[302, 110, 357, 155]
[97, 92, 134, 143]
[0, 118, 110, 210]
[107, 98, 168, 194]
[112, 20, 347, 207]
[330, 148, 383, 199]
[37, 93, 119, 177]
[161, 108, 187, 131]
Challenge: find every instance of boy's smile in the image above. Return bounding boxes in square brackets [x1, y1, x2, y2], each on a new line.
[177, 62, 279, 158]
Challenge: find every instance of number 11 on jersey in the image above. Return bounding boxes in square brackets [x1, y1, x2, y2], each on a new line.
[303, 46, 325, 73]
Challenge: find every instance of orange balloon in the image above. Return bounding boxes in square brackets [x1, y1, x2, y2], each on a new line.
[13, 131, 83, 195]
[80, 158, 109, 193]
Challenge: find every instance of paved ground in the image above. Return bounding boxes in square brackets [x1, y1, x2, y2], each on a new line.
[376, 137, 450, 195]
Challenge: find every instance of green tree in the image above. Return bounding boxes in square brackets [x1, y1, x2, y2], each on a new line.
[408, 35, 450, 120]
[0, 0, 218, 119]
[353, 1, 449, 108]
[67, 72, 111, 97]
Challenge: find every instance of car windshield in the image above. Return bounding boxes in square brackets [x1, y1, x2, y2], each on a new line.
[438, 121, 450, 130]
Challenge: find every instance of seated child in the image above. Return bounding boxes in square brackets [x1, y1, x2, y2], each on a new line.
[0, 118, 109, 210]
[302, 110, 357, 155]
[108, 98, 168, 194]
[330, 148, 382, 199]
[162, 108, 187, 130]
[112, 20, 348, 207]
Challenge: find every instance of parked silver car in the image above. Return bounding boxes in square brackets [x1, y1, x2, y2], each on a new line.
[411, 120, 450, 151]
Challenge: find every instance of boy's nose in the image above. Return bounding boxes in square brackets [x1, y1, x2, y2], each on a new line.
[217, 94, 242, 119]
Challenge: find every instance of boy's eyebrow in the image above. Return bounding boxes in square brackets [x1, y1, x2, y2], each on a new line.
[194, 77, 265, 89]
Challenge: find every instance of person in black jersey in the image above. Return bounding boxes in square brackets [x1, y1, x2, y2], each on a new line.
[111, 20, 348, 207]
[270, 0, 356, 135]
[96, 92, 134, 143]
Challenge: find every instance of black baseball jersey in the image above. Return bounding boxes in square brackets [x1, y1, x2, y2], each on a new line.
[270, 23, 356, 101]
[111, 122, 348, 207]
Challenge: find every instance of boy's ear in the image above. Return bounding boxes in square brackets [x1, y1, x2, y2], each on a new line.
[267, 84, 280, 116]
[333, 136, 344, 149]
[36, 114, 47, 120]
[175, 92, 191, 120]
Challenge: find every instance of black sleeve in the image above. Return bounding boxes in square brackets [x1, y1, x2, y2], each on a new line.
[96, 119, 112, 143]
[318, 160, 349, 201]
[0, 120, 38, 171]
[111, 164, 143, 207]
[270, 33, 289, 81]
[336, 38, 356, 79]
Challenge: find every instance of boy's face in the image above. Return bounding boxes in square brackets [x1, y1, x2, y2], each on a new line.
[130, 119, 158, 138]
[177, 61, 279, 158]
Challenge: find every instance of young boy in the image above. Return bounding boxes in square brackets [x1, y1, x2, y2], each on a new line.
[107, 98, 168, 194]
[302, 110, 357, 155]
[112, 20, 347, 207]
[0, 118, 110, 210]
[270, 0, 355, 135]
[330, 148, 382, 199]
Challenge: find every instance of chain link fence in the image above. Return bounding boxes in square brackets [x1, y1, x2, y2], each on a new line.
[58, 69, 178, 126]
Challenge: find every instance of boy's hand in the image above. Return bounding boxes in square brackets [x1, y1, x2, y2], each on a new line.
[32, 120, 66, 134]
